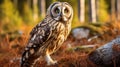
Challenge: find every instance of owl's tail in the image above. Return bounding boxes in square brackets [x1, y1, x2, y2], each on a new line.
[20, 43, 41, 67]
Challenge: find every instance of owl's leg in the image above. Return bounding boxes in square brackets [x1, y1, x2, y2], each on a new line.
[45, 53, 57, 65]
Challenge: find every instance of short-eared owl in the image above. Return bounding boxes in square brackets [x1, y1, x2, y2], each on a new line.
[21, 2, 73, 67]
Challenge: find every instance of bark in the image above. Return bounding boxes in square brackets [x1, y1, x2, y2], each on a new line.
[111, 0, 116, 22]
[38, 0, 46, 18]
[116, 0, 120, 21]
[96, 0, 99, 21]
[67, 45, 97, 53]
[13, 0, 18, 7]
[89, 0, 96, 23]
[27, 0, 31, 8]
[33, 0, 38, 21]
[78, 0, 85, 23]
[88, 37, 120, 67]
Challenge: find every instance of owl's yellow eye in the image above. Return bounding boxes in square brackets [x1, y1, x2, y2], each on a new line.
[55, 8, 59, 14]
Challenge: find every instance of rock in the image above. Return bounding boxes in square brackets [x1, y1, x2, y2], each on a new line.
[72, 28, 90, 39]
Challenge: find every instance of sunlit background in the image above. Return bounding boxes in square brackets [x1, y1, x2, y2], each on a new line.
[1, 0, 120, 36]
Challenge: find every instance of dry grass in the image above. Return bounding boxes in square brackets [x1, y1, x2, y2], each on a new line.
[0, 22, 120, 67]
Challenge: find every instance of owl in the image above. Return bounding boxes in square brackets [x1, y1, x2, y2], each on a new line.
[21, 2, 73, 67]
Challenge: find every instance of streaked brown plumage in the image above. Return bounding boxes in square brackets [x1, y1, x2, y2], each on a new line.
[21, 2, 73, 67]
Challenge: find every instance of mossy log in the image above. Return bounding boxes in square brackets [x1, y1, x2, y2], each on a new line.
[88, 37, 120, 67]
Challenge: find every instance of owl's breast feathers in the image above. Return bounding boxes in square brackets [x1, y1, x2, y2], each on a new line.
[29, 17, 70, 52]
[30, 16, 70, 45]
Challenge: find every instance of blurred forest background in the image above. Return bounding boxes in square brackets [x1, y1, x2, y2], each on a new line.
[0, 0, 120, 67]
[0, 0, 120, 38]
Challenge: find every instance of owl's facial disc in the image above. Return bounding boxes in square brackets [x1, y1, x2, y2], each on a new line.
[50, 2, 72, 22]
[54, 7, 68, 22]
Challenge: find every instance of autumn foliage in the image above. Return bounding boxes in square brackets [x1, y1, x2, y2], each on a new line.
[0, 21, 120, 67]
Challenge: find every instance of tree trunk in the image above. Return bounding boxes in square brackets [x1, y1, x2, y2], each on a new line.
[88, 37, 120, 67]
[111, 0, 116, 22]
[89, 0, 96, 23]
[78, 0, 85, 23]
[27, 0, 31, 8]
[13, 0, 18, 7]
[96, 0, 99, 21]
[38, 0, 46, 18]
[33, 0, 38, 21]
[17, 0, 25, 15]
[116, 0, 120, 21]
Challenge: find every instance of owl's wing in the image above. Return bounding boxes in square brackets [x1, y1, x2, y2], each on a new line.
[21, 20, 53, 67]
[30, 21, 52, 45]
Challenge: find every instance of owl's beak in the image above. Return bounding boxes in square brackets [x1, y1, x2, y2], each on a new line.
[55, 13, 67, 22]
[59, 14, 67, 22]
[59, 14, 63, 21]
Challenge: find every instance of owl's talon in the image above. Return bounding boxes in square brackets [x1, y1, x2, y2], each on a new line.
[47, 60, 57, 65]
[45, 53, 57, 65]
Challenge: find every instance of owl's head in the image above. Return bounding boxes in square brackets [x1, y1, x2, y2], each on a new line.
[47, 2, 73, 22]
